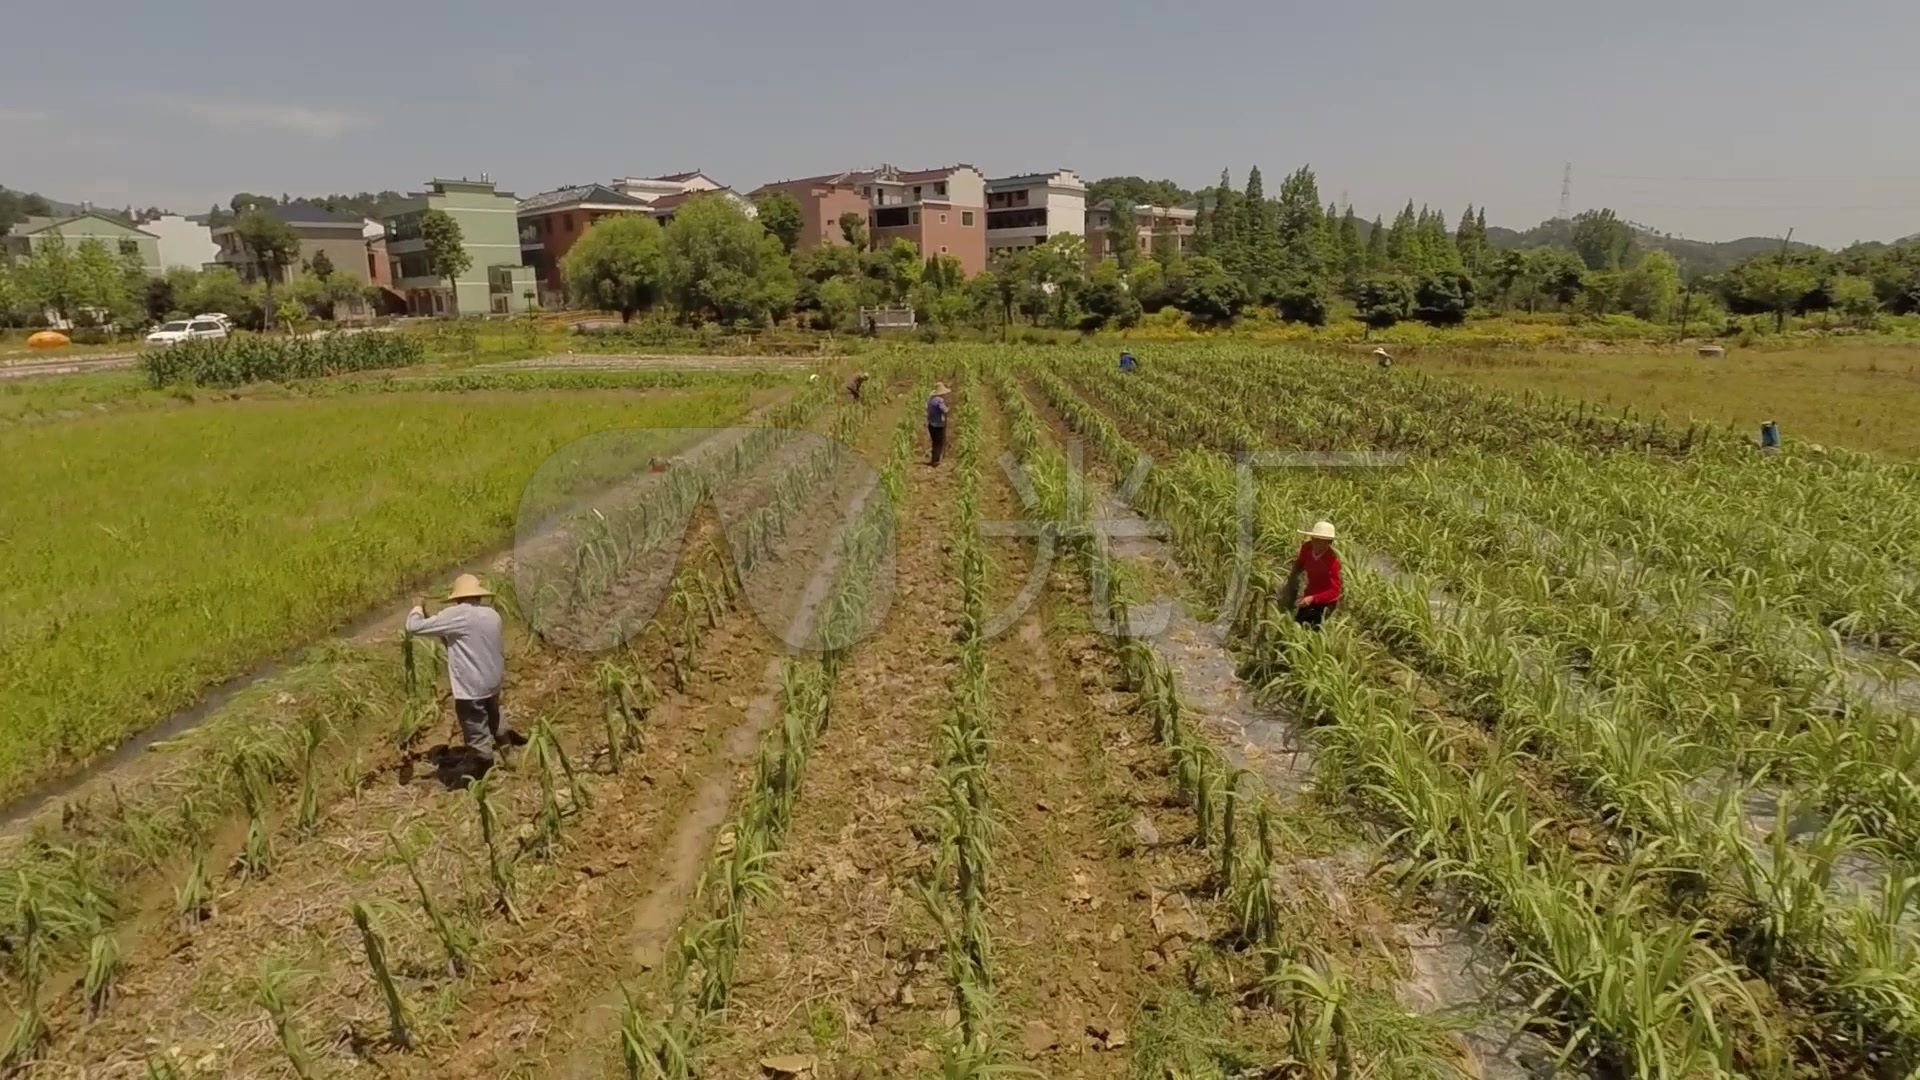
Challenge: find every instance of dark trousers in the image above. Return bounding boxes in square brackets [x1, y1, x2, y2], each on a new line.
[929, 424, 946, 465]
[454, 695, 503, 759]
[1294, 602, 1337, 629]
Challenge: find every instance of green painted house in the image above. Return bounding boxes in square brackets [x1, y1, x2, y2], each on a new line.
[381, 178, 535, 316]
[2, 212, 162, 276]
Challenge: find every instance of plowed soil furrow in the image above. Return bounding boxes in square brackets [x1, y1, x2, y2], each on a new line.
[38, 390, 891, 1077]
[697, 410, 963, 1076]
[412, 389, 914, 1079]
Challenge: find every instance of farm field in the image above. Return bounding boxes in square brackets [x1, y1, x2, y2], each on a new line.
[0, 384, 758, 802]
[0, 343, 1915, 1079]
[1410, 344, 1920, 458]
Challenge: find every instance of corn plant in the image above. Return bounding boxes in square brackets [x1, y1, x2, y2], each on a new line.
[83, 912, 122, 1019]
[467, 775, 519, 922]
[388, 830, 471, 977]
[618, 984, 693, 1079]
[2, 875, 49, 1071]
[1263, 951, 1356, 1080]
[296, 713, 325, 834]
[254, 962, 317, 1079]
[350, 901, 412, 1049]
[176, 852, 212, 928]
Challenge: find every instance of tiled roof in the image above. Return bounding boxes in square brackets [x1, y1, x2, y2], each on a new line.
[518, 184, 649, 214]
[259, 203, 364, 226]
[755, 170, 867, 190]
[646, 188, 743, 213]
[650, 171, 705, 183]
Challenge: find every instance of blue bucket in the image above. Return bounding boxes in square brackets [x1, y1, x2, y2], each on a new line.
[1760, 421, 1780, 449]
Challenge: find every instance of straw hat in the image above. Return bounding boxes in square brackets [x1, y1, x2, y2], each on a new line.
[447, 573, 494, 600]
[1300, 521, 1337, 540]
[1372, 347, 1391, 358]
[933, 382, 951, 396]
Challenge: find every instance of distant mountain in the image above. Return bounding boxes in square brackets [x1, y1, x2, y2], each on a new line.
[1485, 219, 1819, 275]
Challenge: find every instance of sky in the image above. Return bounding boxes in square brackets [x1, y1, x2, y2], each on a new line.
[3, 0, 1916, 248]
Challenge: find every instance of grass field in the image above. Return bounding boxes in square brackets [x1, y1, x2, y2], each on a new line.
[1409, 344, 1920, 457]
[0, 385, 753, 801]
[0, 344, 1915, 1080]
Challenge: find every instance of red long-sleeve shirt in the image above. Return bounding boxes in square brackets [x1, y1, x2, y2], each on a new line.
[1293, 543, 1342, 606]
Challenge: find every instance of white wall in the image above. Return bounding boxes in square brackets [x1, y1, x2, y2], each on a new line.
[142, 215, 218, 270]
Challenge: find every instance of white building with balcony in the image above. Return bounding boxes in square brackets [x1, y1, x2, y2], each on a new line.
[984, 170, 1087, 260]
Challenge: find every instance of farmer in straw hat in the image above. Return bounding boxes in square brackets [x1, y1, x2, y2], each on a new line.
[846, 370, 871, 402]
[926, 381, 951, 466]
[1287, 521, 1343, 628]
[1373, 347, 1393, 369]
[406, 574, 520, 767]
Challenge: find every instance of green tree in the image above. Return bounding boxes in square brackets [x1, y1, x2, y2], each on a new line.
[288, 271, 365, 320]
[1031, 233, 1088, 327]
[1570, 208, 1634, 270]
[1412, 269, 1475, 326]
[1170, 256, 1247, 326]
[1579, 270, 1623, 317]
[1829, 273, 1880, 326]
[1207, 169, 1244, 276]
[753, 191, 804, 253]
[1454, 204, 1487, 275]
[1150, 212, 1181, 268]
[20, 235, 79, 321]
[1417, 206, 1461, 273]
[1086, 176, 1192, 209]
[1077, 261, 1141, 331]
[308, 248, 335, 280]
[1384, 202, 1417, 271]
[1272, 167, 1324, 275]
[1531, 248, 1588, 308]
[1739, 257, 1820, 332]
[1336, 208, 1364, 293]
[814, 276, 859, 331]
[229, 193, 277, 215]
[1272, 271, 1329, 326]
[1238, 166, 1281, 296]
[1616, 249, 1680, 321]
[560, 214, 668, 322]
[418, 209, 472, 319]
[1105, 201, 1139, 268]
[1354, 273, 1414, 332]
[662, 195, 796, 325]
[186, 267, 254, 323]
[838, 211, 868, 249]
[233, 210, 303, 329]
[1489, 249, 1533, 312]
[1363, 215, 1387, 271]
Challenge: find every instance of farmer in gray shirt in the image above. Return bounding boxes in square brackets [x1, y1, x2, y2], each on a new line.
[405, 573, 519, 766]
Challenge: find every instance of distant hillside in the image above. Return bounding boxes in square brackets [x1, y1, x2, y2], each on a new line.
[1485, 219, 1817, 275]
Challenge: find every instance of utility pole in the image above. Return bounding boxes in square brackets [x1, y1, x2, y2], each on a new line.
[1557, 163, 1573, 221]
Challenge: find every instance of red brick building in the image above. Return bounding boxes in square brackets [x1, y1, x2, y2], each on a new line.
[516, 184, 652, 302]
[750, 172, 872, 252]
[859, 165, 987, 274]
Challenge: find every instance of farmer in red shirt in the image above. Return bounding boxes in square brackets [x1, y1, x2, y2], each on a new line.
[1289, 520, 1342, 628]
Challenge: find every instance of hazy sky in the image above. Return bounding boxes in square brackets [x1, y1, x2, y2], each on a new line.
[4, 0, 1915, 247]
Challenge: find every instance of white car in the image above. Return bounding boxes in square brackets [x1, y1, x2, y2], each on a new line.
[193, 313, 234, 329]
[146, 318, 230, 346]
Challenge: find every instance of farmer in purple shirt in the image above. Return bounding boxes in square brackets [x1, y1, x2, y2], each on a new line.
[926, 382, 950, 466]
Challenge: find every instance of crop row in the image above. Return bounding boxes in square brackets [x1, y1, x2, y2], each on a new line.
[142, 332, 426, 387]
[1030, 367, 1880, 1076]
[618, 384, 915, 1076]
[1074, 358, 1920, 859]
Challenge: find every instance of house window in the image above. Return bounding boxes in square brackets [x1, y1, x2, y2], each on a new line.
[912, 185, 922, 199]
[940, 246, 949, 253]
[564, 215, 574, 232]
[935, 182, 947, 196]
[119, 239, 138, 256]
[910, 209, 919, 225]
[962, 211, 974, 227]
[939, 213, 948, 224]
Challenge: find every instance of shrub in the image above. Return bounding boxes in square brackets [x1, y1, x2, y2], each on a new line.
[143, 333, 425, 388]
